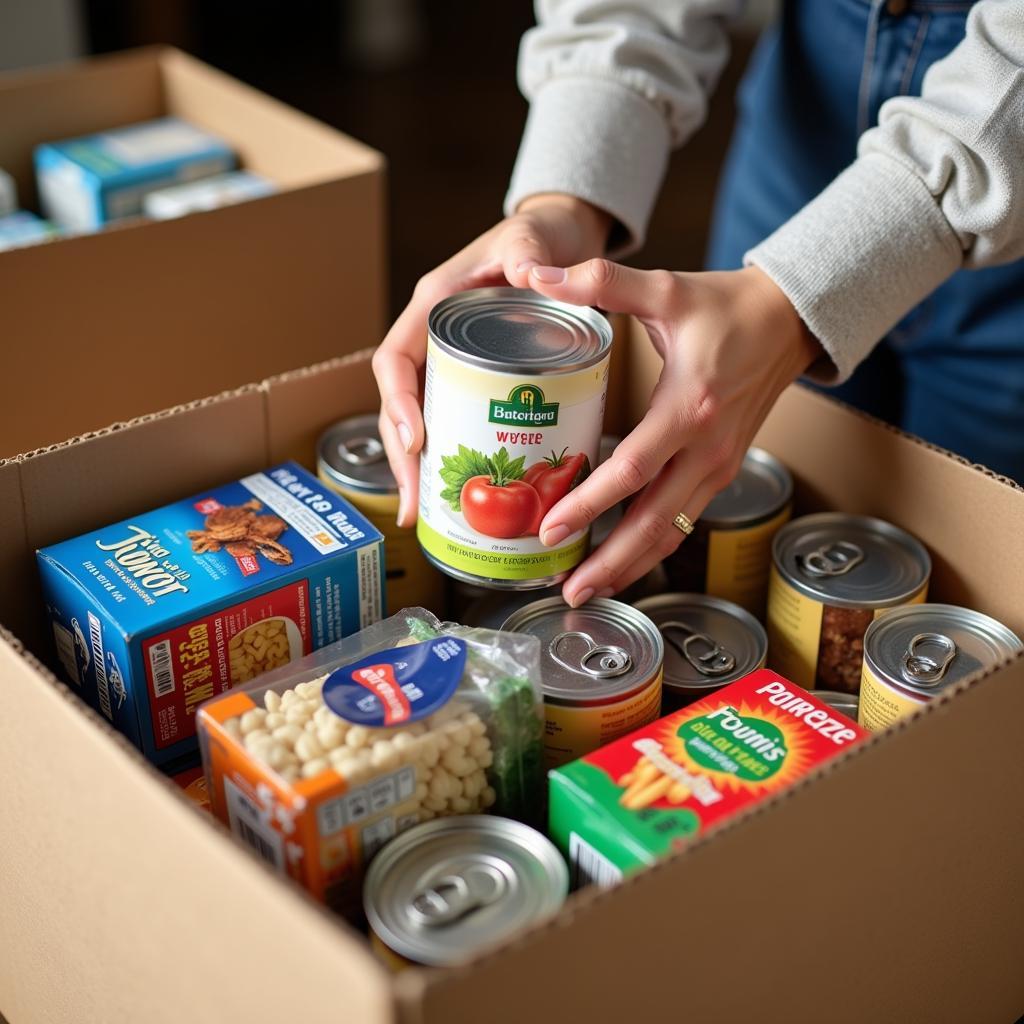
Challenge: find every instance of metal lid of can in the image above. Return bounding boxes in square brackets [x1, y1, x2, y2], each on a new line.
[428, 287, 612, 374]
[363, 816, 567, 967]
[772, 513, 931, 609]
[864, 603, 1022, 699]
[501, 597, 664, 705]
[317, 415, 396, 495]
[701, 448, 793, 528]
[814, 690, 860, 721]
[633, 593, 767, 694]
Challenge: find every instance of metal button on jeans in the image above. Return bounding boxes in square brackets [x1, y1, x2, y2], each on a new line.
[886, 0, 909, 15]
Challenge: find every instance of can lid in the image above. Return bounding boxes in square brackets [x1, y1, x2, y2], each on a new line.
[633, 593, 767, 694]
[501, 597, 663, 705]
[317, 415, 396, 495]
[814, 690, 860, 721]
[702, 448, 793, 528]
[772, 513, 931, 609]
[363, 816, 567, 967]
[429, 287, 612, 373]
[864, 603, 1022, 698]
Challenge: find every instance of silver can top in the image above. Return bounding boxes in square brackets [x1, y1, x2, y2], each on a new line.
[501, 597, 664, 705]
[702, 448, 793, 528]
[864, 603, 1022, 700]
[317, 414, 396, 495]
[772, 513, 931, 609]
[428, 287, 612, 374]
[363, 816, 567, 967]
[633, 593, 767, 695]
[815, 690, 860, 721]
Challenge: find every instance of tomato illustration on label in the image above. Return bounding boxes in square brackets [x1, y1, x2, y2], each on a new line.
[523, 449, 590, 534]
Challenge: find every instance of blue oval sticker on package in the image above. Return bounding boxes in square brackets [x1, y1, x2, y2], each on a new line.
[322, 637, 467, 727]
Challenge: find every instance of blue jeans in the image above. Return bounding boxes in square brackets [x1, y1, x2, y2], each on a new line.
[707, 0, 1024, 481]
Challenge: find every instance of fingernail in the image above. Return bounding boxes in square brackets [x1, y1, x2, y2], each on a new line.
[516, 259, 539, 274]
[541, 523, 571, 547]
[570, 587, 595, 608]
[397, 486, 409, 525]
[595, 587, 614, 599]
[397, 422, 413, 453]
[531, 265, 566, 284]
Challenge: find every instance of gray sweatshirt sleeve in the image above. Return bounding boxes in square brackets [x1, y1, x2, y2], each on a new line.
[747, 0, 1024, 383]
[505, 0, 742, 253]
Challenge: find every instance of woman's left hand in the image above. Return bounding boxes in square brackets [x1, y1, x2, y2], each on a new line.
[525, 260, 822, 607]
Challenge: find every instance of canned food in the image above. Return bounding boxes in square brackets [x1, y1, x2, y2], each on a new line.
[815, 690, 860, 722]
[767, 513, 931, 693]
[364, 815, 567, 968]
[501, 597, 663, 768]
[633, 593, 768, 712]
[418, 288, 612, 590]
[666, 448, 792, 617]
[318, 415, 445, 616]
[859, 604, 1022, 731]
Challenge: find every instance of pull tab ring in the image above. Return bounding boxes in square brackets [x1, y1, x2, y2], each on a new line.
[337, 435, 385, 466]
[660, 621, 736, 677]
[549, 630, 632, 678]
[408, 864, 507, 928]
[800, 540, 864, 578]
[901, 632, 957, 686]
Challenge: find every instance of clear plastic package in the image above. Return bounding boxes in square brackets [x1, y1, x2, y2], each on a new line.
[198, 608, 543, 912]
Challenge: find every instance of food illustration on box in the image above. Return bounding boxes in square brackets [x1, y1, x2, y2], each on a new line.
[37, 461, 385, 765]
[549, 669, 869, 886]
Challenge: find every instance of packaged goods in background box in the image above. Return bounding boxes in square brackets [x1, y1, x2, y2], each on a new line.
[0, 211, 59, 252]
[35, 117, 236, 231]
[37, 461, 384, 765]
[318, 415, 446, 616]
[142, 170, 275, 219]
[549, 669, 868, 886]
[0, 168, 16, 216]
[418, 288, 611, 589]
[198, 609, 544, 913]
[767, 513, 930, 693]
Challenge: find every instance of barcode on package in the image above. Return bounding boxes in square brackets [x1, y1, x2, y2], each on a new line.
[357, 543, 383, 628]
[148, 640, 175, 697]
[569, 832, 623, 889]
[224, 777, 284, 872]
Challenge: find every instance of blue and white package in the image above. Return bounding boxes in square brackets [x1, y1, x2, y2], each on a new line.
[35, 116, 236, 232]
[0, 211, 58, 252]
[37, 461, 385, 766]
[143, 170, 275, 219]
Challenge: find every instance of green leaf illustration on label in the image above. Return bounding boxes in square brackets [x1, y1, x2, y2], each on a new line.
[488, 384, 559, 427]
[679, 705, 788, 782]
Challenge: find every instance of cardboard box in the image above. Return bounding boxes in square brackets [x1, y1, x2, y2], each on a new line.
[2, 328, 1023, 1023]
[37, 461, 385, 765]
[0, 47, 386, 457]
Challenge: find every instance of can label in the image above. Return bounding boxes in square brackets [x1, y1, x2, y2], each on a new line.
[544, 671, 663, 770]
[418, 339, 609, 582]
[766, 567, 927, 692]
[858, 662, 926, 732]
[705, 505, 791, 616]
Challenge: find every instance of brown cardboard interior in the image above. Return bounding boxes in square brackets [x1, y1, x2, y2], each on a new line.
[0, 47, 386, 458]
[2, 331, 1023, 1023]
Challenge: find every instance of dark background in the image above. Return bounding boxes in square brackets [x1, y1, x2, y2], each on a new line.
[82, 0, 759, 320]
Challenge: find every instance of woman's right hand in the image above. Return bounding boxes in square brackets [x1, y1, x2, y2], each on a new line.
[372, 194, 612, 526]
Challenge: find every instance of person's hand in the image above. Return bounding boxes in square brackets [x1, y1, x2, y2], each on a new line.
[524, 259, 822, 607]
[372, 195, 612, 525]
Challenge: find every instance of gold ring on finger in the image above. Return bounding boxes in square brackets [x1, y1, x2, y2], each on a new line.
[672, 512, 696, 536]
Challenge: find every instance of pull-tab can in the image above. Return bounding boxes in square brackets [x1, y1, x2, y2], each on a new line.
[364, 815, 567, 968]
[501, 597, 663, 768]
[859, 604, 1021, 731]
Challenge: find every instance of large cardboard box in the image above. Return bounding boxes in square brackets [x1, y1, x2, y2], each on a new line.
[0, 47, 386, 458]
[1, 327, 1023, 1023]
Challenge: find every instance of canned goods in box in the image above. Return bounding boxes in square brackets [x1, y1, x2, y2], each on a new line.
[501, 597, 663, 768]
[418, 288, 612, 590]
[815, 690, 859, 722]
[666, 448, 792, 616]
[364, 815, 567, 968]
[859, 604, 1022, 731]
[767, 513, 930, 693]
[633, 593, 768, 712]
[318, 415, 444, 615]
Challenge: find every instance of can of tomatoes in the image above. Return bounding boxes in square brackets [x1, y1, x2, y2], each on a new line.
[859, 604, 1021, 732]
[418, 288, 612, 590]
[666, 447, 792, 617]
[633, 593, 768, 712]
[767, 513, 931, 693]
[363, 815, 567, 969]
[318, 415, 445, 616]
[501, 597, 664, 769]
